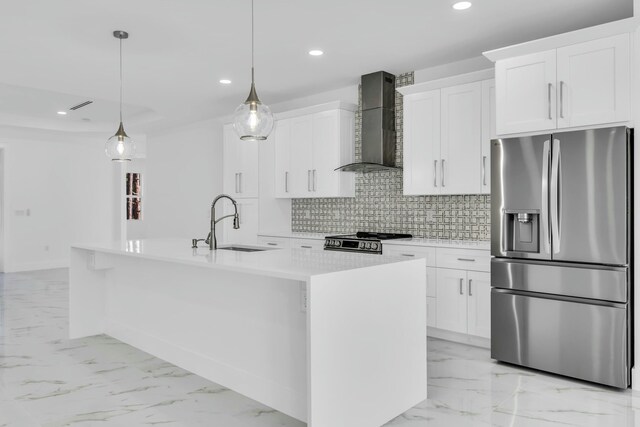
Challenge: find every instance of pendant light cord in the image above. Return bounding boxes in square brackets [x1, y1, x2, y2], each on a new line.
[119, 36, 124, 123]
[251, 0, 255, 85]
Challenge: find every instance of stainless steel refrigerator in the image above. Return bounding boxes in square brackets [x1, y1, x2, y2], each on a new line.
[491, 126, 632, 388]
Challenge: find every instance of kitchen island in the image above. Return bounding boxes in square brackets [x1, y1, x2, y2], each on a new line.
[69, 239, 427, 427]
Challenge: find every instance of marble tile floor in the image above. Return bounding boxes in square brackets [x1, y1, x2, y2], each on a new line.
[1, 269, 639, 426]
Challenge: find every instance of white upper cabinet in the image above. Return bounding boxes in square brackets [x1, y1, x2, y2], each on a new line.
[273, 119, 292, 198]
[495, 50, 557, 135]
[403, 90, 441, 195]
[495, 34, 631, 135]
[274, 104, 355, 199]
[481, 80, 495, 195]
[441, 82, 482, 195]
[402, 78, 490, 196]
[556, 34, 630, 129]
[223, 124, 259, 198]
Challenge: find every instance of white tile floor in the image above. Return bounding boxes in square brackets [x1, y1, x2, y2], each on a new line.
[1, 269, 638, 426]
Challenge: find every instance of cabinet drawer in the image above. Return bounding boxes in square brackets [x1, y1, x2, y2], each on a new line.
[291, 238, 324, 250]
[427, 297, 436, 328]
[436, 248, 490, 272]
[384, 245, 436, 267]
[257, 236, 291, 249]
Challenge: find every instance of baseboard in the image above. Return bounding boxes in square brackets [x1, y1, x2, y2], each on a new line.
[105, 320, 307, 422]
[427, 327, 491, 349]
[5, 259, 68, 273]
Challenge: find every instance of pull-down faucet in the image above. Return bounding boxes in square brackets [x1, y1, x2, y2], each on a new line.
[192, 194, 239, 250]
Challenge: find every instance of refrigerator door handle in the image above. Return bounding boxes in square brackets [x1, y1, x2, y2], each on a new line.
[541, 140, 551, 256]
[551, 139, 561, 254]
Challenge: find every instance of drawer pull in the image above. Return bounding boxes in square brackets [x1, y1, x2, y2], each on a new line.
[468, 279, 473, 296]
[401, 253, 415, 257]
[267, 242, 278, 246]
[457, 258, 476, 262]
[459, 278, 464, 295]
[301, 245, 313, 249]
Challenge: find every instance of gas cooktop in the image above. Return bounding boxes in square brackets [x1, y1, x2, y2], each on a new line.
[324, 232, 412, 254]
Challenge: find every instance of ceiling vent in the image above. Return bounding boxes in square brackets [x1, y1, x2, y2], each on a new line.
[69, 100, 93, 111]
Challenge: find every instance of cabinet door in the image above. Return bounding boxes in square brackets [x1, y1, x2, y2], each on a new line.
[495, 50, 556, 135]
[312, 110, 340, 197]
[403, 90, 441, 195]
[223, 125, 242, 197]
[426, 266, 437, 298]
[441, 82, 482, 195]
[274, 119, 292, 198]
[238, 140, 259, 198]
[467, 271, 491, 339]
[289, 115, 314, 197]
[221, 198, 259, 245]
[426, 297, 437, 328]
[435, 269, 467, 334]
[481, 79, 495, 195]
[556, 34, 631, 129]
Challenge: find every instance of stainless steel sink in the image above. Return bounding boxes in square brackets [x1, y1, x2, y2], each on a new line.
[217, 245, 274, 252]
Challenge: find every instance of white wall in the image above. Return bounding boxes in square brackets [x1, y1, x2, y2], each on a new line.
[143, 119, 222, 240]
[0, 127, 113, 272]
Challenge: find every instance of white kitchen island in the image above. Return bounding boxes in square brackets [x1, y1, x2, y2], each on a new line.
[69, 239, 427, 427]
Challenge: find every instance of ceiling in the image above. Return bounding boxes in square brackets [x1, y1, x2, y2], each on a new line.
[0, 0, 633, 134]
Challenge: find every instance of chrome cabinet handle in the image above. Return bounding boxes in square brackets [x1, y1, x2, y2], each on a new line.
[548, 83, 552, 120]
[285, 172, 289, 193]
[457, 258, 475, 262]
[307, 170, 311, 192]
[468, 279, 473, 296]
[441, 159, 445, 187]
[482, 156, 487, 186]
[433, 160, 438, 187]
[235, 173, 239, 193]
[559, 81, 565, 119]
[238, 172, 242, 193]
[459, 278, 464, 295]
[313, 169, 317, 192]
[301, 245, 312, 249]
[267, 242, 278, 246]
[401, 253, 415, 257]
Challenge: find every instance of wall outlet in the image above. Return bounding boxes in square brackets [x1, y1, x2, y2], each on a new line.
[299, 283, 307, 313]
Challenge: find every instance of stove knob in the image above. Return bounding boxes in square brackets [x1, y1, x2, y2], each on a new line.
[372, 242, 379, 251]
[366, 242, 372, 249]
[359, 242, 365, 249]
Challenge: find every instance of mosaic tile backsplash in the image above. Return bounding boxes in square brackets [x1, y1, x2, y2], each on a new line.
[291, 71, 491, 241]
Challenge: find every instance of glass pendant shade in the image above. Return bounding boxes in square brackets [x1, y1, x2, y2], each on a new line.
[233, 0, 273, 141]
[105, 122, 135, 161]
[106, 30, 135, 161]
[233, 85, 274, 141]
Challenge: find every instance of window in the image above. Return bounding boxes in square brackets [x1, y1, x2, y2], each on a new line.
[126, 172, 142, 220]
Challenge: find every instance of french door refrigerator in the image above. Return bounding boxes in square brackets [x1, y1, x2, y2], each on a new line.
[491, 126, 632, 388]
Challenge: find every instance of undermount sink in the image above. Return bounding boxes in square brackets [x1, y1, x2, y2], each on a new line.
[217, 245, 274, 253]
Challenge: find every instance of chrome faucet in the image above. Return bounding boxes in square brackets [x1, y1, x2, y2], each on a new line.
[209, 194, 240, 250]
[192, 194, 240, 250]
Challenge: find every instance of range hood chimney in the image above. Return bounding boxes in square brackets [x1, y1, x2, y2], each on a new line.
[336, 71, 401, 173]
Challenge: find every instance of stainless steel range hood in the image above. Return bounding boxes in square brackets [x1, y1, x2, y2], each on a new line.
[336, 71, 401, 173]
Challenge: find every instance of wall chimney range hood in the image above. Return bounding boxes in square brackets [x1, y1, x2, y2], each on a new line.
[336, 71, 401, 173]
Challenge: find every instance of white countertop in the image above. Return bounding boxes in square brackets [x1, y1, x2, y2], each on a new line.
[72, 239, 423, 282]
[258, 232, 490, 251]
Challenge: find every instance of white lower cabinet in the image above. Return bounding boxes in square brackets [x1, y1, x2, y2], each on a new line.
[426, 297, 437, 328]
[467, 271, 491, 338]
[291, 238, 324, 250]
[436, 268, 468, 334]
[435, 268, 490, 339]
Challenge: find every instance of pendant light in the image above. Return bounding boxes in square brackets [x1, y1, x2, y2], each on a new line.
[105, 30, 135, 161]
[232, 0, 274, 141]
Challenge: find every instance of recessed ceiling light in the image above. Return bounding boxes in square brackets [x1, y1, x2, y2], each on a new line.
[219, 79, 232, 85]
[308, 50, 324, 56]
[57, 111, 67, 115]
[452, 1, 472, 10]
